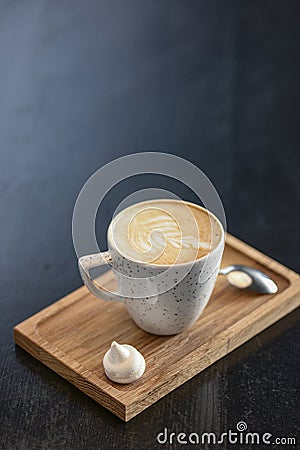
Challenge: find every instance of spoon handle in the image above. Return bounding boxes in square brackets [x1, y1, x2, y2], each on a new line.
[219, 265, 235, 275]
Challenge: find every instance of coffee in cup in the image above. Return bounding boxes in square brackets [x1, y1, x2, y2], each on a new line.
[79, 199, 224, 335]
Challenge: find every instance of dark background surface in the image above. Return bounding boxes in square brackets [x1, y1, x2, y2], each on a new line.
[0, 1, 299, 449]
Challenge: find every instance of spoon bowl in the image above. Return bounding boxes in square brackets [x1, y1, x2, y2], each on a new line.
[219, 264, 278, 294]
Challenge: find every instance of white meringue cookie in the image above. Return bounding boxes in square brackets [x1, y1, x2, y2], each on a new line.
[103, 341, 146, 384]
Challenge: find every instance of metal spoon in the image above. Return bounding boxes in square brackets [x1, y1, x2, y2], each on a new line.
[219, 264, 278, 294]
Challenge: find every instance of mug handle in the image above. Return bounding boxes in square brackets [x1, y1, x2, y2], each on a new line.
[78, 252, 125, 302]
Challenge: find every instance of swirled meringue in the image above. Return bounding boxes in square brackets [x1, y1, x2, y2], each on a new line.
[103, 341, 146, 384]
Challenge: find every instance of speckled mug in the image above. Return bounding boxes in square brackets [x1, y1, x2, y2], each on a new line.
[79, 200, 224, 335]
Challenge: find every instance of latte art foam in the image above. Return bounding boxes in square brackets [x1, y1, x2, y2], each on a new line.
[110, 200, 221, 265]
[128, 210, 182, 252]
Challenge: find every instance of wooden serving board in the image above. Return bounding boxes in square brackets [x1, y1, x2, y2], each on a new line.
[14, 234, 300, 421]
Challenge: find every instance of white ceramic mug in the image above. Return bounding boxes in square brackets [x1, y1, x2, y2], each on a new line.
[79, 200, 224, 335]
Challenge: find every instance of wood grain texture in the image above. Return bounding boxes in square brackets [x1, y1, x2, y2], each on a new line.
[14, 234, 300, 421]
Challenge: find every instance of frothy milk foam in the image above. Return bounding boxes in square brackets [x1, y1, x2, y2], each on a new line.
[110, 200, 221, 265]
